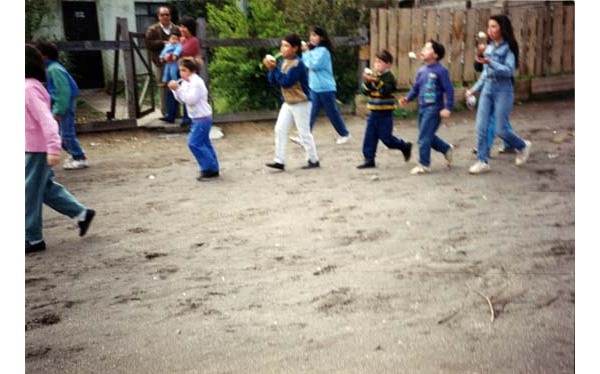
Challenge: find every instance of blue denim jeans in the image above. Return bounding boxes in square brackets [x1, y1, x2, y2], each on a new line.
[58, 100, 86, 160]
[417, 106, 451, 167]
[188, 117, 219, 173]
[25, 153, 85, 242]
[486, 110, 513, 150]
[309, 90, 350, 137]
[476, 86, 526, 163]
[162, 62, 179, 83]
[362, 111, 409, 162]
[164, 89, 179, 121]
[182, 106, 191, 125]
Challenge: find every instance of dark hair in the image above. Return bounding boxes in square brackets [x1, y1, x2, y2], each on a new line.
[178, 56, 201, 73]
[35, 41, 59, 61]
[430, 39, 445, 60]
[26, 44, 47, 82]
[179, 16, 197, 37]
[156, 5, 170, 17]
[311, 26, 333, 53]
[283, 32, 302, 56]
[375, 49, 393, 64]
[490, 14, 519, 68]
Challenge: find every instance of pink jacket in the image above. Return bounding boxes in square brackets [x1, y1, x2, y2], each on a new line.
[25, 78, 62, 155]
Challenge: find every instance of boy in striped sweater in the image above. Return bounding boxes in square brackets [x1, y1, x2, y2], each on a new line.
[357, 50, 412, 169]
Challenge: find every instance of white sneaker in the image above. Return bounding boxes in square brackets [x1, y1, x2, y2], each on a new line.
[469, 160, 490, 174]
[515, 140, 532, 166]
[63, 158, 89, 170]
[444, 144, 454, 166]
[410, 164, 430, 175]
[289, 135, 302, 145]
[336, 135, 351, 145]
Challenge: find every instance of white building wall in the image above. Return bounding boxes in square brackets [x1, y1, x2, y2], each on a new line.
[31, 0, 163, 85]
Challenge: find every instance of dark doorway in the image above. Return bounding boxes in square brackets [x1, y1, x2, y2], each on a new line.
[62, 1, 105, 89]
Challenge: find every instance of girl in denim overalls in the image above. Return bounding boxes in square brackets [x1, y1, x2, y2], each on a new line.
[466, 15, 532, 174]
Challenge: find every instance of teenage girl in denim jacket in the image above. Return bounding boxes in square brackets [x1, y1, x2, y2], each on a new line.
[465, 15, 532, 174]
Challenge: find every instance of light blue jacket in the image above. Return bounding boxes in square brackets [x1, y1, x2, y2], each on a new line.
[301, 46, 337, 93]
[471, 39, 515, 93]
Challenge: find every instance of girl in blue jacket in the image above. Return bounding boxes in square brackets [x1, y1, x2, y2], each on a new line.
[299, 26, 351, 145]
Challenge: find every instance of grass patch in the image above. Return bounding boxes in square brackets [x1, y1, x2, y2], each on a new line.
[75, 99, 106, 123]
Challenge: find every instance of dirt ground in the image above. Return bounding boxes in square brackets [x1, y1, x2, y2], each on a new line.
[25, 98, 575, 373]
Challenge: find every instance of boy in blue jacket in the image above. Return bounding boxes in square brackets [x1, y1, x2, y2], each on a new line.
[399, 40, 454, 175]
[36, 41, 88, 170]
[263, 32, 320, 171]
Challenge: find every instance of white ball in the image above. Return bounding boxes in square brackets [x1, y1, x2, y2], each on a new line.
[466, 95, 477, 109]
[364, 67, 373, 75]
[265, 54, 276, 62]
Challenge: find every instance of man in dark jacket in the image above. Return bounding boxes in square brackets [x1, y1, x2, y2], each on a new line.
[145, 6, 181, 123]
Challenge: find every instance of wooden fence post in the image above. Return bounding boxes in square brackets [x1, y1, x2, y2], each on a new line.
[358, 26, 369, 89]
[117, 17, 137, 120]
[197, 17, 210, 85]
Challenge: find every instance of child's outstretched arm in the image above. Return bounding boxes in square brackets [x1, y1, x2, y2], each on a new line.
[400, 71, 421, 106]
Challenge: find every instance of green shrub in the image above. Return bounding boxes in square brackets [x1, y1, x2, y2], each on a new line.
[207, 0, 288, 113]
[204, 0, 369, 113]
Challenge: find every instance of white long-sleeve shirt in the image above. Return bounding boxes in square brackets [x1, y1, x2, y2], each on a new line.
[171, 73, 212, 119]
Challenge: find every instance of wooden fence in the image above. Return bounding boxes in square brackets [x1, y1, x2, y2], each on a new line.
[369, 2, 574, 90]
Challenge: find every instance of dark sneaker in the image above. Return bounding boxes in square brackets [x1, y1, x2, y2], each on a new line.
[159, 117, 175, 124]
[202, 170, 220, 178]
[25, 240, 46, 254]
[401, 142, 412, 162]
[197, 170, 220, 181]
[78, 209, 96, 237]
[444, 144, 454, 167]
[301, 160, 320, 169]
[265, 162, 285, 171]
[357, 161, 376, 169]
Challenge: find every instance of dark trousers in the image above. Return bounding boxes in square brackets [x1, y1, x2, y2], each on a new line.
[361, 111, 408, 162]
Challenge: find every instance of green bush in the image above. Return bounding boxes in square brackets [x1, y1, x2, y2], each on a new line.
[205, 0, 369, 113]
[207, 0, 288, 113]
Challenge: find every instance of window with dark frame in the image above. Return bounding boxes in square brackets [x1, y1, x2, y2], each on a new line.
[134, 2, 179, 33]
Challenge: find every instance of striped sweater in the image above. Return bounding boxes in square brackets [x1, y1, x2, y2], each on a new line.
[360, 70, 397, 111]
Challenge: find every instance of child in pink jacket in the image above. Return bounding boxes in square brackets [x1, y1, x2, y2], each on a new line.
[25, 44, 95, 254]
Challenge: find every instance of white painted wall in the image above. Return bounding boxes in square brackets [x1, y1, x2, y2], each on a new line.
[31, 0, 166, 85]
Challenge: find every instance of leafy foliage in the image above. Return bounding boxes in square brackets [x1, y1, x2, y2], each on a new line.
[207, 0, 288, 112]
[169, 0, 229, 19]
[25, 0, 56, 42]
[192, 0, 370, 113]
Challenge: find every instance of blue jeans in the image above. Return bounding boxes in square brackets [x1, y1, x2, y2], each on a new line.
[309, 91, 350, 137]
[58, 100, 85, 160]
[188, 117, 219, 173]
[417, 106, 451, 167]
[362, 111, 409, 162]
[182, 106, 191, 125]
[476, 86, 526, 163]
[486, 110, 512, 150]
[162, 62, 179, 83]
[25, 153, 85, 242]
[164, 89, 179, 121]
